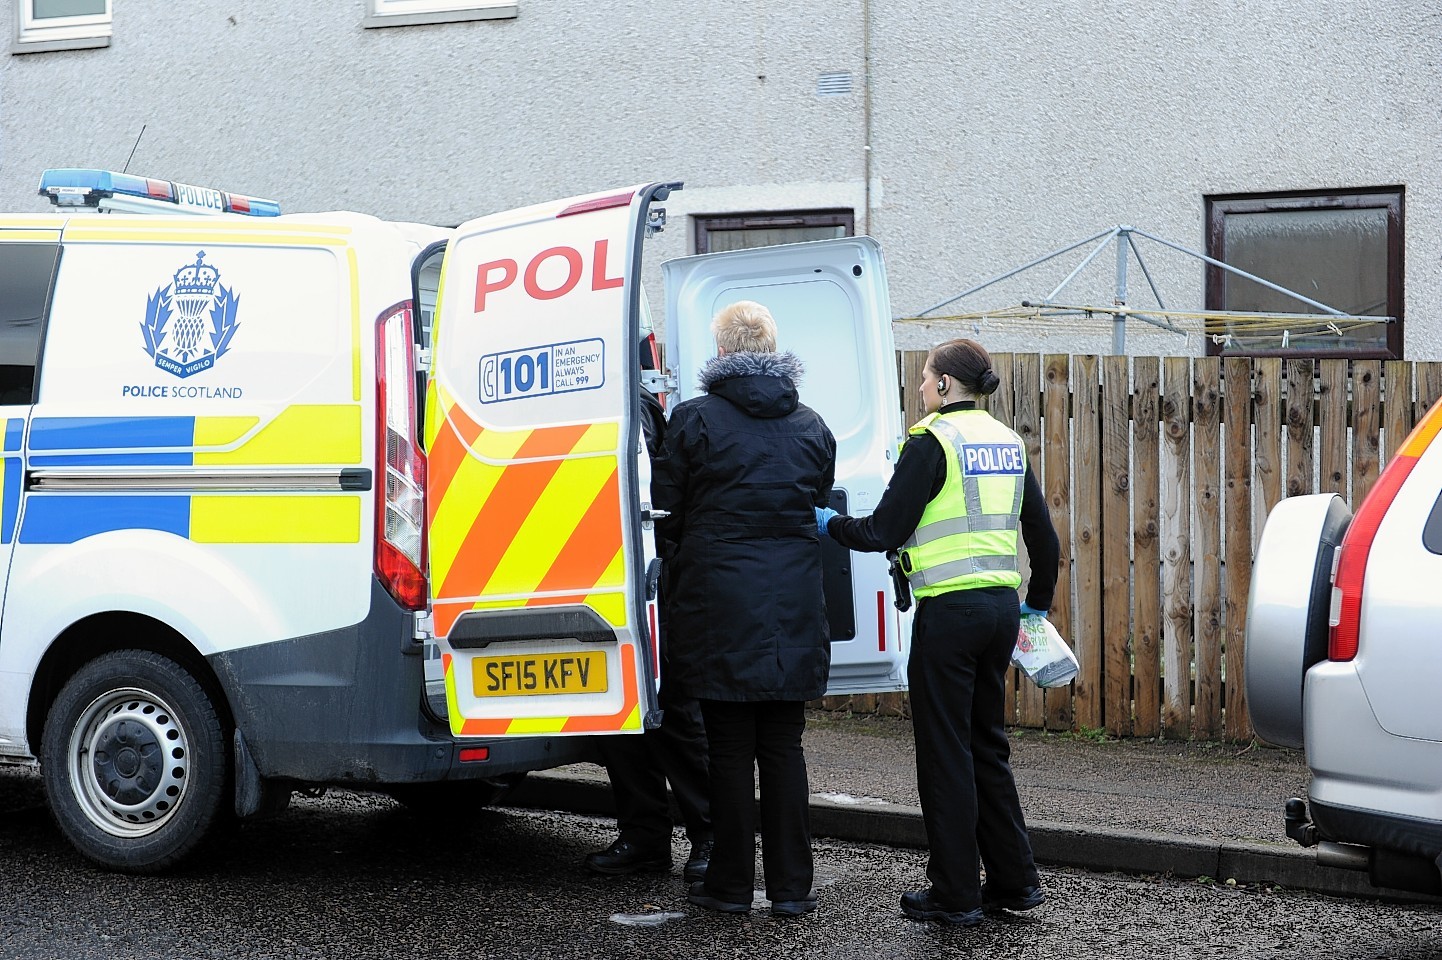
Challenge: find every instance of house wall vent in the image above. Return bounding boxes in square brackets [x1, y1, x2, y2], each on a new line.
[816, 71, 853, 97]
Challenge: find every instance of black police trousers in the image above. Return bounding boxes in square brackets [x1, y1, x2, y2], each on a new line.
[698, 698, 811, 904]
[594, 688, 712, 849]
[909, 585, 1039, 909]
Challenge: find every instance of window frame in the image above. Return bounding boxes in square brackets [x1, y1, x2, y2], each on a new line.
[363, 0, 517, 29]
[1204, 187, 1405, 360]
[692, 209, 855, 255]
[0, 240, 61, 405]
[13, 0, 111, 53]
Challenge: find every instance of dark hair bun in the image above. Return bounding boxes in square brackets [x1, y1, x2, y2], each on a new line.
[977, 369, 1001, 396]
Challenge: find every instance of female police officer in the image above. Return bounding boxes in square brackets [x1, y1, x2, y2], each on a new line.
[818, 338, 1059, 926]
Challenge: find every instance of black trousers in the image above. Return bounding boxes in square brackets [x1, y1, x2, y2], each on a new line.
[595, 688, 711, 849]
[909, 586, 1039, 909]
[698, 698, 811, 903]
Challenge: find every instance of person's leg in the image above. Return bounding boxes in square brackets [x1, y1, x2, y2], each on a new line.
[907, 593, 986, 910]
[754, 699, 812, 904]
[656, 689, 712, 845]
[696, 699, 756, 905]
[970, 590, 1041, 898]
[583, 733, 671, 874]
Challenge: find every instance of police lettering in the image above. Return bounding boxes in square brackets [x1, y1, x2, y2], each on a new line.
[962, 443, 1024, 475]
[122, 385, 169, 398]
[174, 183, 223, 211]
[473, 239, 624, 312]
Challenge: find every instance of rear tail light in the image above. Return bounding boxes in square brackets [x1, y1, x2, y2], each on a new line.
[1329, 400, 1442, 660]
[376, 301, 428, 610]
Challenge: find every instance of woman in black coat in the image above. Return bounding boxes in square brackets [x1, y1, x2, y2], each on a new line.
[652, 300, 836, 918]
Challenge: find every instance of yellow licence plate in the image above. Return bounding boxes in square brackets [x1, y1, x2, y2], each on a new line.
[471, 651, 608, 698]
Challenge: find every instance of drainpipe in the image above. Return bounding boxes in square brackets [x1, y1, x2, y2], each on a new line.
[862, 0, 872, 237]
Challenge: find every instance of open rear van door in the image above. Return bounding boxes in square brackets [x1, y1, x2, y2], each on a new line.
[426, 183, 680, 737]
[662, 237, 909, 694]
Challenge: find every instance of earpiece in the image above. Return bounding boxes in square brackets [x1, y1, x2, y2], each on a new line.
[938, 376, 949, 395]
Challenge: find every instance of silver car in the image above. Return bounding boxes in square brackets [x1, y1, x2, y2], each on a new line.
[1246, 404, 1442, 897]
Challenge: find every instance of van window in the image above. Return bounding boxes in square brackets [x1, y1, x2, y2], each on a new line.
[0, 243, 59, 404]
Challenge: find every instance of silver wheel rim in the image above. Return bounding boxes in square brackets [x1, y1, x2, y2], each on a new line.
[67, 686, 191, 838]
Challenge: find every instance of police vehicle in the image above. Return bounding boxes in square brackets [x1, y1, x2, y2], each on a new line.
[1, 169, 909, 871]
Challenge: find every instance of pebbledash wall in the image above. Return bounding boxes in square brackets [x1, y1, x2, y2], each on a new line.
[4, 1, 1440, 359]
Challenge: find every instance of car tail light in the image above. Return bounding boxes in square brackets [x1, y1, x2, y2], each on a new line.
[1329, 400, 1442, 660]
[376, 301, 428, 610]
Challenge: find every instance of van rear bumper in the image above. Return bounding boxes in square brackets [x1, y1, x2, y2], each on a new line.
[207, 579, 588, 785]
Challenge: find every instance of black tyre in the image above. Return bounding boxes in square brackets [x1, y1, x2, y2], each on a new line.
[40, 650, 228, 873]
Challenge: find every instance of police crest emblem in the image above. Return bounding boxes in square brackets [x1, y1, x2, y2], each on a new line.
[142, 250, 240, 378]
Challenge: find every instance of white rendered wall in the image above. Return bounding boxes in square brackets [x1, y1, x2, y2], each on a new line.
[4, 1, 1438, 357]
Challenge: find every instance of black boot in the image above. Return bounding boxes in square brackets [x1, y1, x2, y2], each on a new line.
[582, 838, 670, 875]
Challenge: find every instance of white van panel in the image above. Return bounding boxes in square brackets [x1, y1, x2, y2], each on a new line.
[662, 236, 909, 694]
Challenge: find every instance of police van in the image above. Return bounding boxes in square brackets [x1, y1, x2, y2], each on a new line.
[1, 170, 908, 872]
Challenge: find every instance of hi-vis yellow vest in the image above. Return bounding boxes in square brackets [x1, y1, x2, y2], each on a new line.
[899, 409, 1025, 598]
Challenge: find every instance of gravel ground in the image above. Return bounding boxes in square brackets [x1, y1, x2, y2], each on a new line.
[0, 767, 1434, 960]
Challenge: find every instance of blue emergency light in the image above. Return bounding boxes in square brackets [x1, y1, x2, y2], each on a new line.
[38, 168, 282, 217]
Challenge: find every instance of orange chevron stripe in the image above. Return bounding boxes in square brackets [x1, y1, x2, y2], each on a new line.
[432, 599, 470, 641]
[435, 424, 590, 602]
[562, 643, 639, 733]
[523, 593, 589, 608]
[528, 467, 622, 595]
[458, 717, 512, 736]
[426, 414, 479, 526]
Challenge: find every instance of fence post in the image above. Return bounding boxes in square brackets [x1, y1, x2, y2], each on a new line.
[1192, 358, 1222, 740]
[1352, 361, 1381, 505]
[1043, 355, 1075, 732]
[1252, 359, 1283, 557]
[1160, 357, 1194, 739]
[1223, 357, 1255, 742]
[1101, 355, 1132, 736]
[1071, 355, 1103, 732]
[1013, 353, 1045, 729]
[1285, 360, 1316, 499]
[1131, 357, 1161, 738]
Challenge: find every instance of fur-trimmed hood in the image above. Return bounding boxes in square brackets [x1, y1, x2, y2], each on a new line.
[697, 350, 805, 419]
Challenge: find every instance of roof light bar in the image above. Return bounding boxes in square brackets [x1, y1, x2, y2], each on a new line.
[38, 168, 282, 217]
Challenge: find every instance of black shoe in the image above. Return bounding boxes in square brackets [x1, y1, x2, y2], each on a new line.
[683, 838, 713, 883]
[900, 889, 984, 926]
[770, 894, 818, 917]
[981, 884, 1045, 912]
[582, 838, 670, 876]
[687, 880, 751, 914]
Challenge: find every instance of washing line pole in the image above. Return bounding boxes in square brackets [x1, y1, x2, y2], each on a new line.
[1114, 227, 1131, 354]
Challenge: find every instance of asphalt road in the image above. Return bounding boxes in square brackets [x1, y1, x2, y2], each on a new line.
[0, 767, 1436, 960]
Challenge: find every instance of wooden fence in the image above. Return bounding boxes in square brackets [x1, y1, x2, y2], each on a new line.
[827, 354, 1442, 742]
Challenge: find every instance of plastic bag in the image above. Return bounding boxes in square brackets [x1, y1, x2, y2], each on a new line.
[1012, 613, 1079, 688]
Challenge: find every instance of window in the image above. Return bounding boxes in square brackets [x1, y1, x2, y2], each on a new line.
[13, 0, 110, 53]
[364, 0, 517, 28]
[693, 210, 854, 255]
[1205, 188, 1403, 359]
[0, 244, 59, 403]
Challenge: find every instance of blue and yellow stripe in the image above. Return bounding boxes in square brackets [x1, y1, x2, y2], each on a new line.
[14, 406, 366, 545]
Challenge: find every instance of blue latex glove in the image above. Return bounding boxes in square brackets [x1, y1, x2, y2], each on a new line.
[815, 506, 839, 536]
[1019, 600, 1047, 617]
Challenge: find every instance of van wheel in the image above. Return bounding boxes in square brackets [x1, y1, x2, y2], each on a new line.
[41, 651, 228, 873]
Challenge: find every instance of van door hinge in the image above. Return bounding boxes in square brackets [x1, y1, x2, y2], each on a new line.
[641, 370, 675, 395]
[640, 503, 670, 528]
